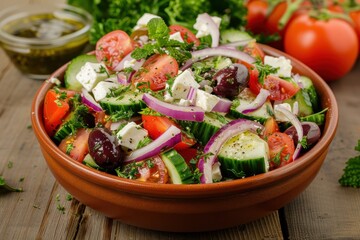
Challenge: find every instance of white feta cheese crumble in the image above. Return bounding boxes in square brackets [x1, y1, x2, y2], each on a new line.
[169, 32, 184, 43]
[170, 69, 200, 99]
[133, 13, 161, 30]
[116, 122, 148, 150]
[264, 56, 292, 78]
[193, 15, 221, 38]
[76, 62, 109, 91]
[195, 89, 220, 112]
[212, 162, 222, 182]
[92, 81, 119, 102]
[274, 103, 293, 122]
[178, 99, 191, 107]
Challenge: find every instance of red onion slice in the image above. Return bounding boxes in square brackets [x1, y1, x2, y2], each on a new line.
[212, 97, 232, 113]
[81, 88, 102, 112]
[124, 125, 181, 163]
[186, 87, 197, 106]
[113, 52, 145, 72]
[236, 88, 270, 114]
[117, 72, 131, 85]
[181, 47, 256, 71]
[142, 93, 205, 122]
[195, 13, 220, 48]
[198, 119, 264, 183]
[275, 105, 303, 160]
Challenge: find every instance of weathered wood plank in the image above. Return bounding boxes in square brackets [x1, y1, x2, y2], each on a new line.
[284, 61, 360, 239]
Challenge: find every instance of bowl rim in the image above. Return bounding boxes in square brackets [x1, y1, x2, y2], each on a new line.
[31, 44, 338, 198]
[0, 3, 93, 47]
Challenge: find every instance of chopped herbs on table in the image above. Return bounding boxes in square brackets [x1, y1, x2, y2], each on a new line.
[0, 176, 23, 194]
[339, 140, 360, 188]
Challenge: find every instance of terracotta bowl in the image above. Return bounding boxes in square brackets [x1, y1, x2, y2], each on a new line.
[31, 45, 338, 232]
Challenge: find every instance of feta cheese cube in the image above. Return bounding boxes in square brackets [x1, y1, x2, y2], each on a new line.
[274, 103, 292, 122]
[76, 62, 109, 91]
[117, 122, 148, 150]
[264, 56, 292, 78]
[195, 89, 220, 112]
[194, 14, 222, 38]
[169, 31, 184, 43]
[133, 13, 161, 30]
[170, 69, 200, 99]
[92, 81, 119, 101]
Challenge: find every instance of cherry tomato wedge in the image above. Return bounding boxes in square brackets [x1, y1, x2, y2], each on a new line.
[262, 117, 279, 139]
[267, 132, 295, 170]
[142, 115, 196, 150]
[248, 69, 299, 101]
[132, 54, 179, 91]
[43, 89, 75, 136]
[59, 128, 91, 163]
[136, 156, 169, 183]
[169, 25, 200, 46]
[95, 30, 136, 71]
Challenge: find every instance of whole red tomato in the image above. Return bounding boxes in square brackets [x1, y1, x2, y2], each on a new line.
[284, 14, 359, 81]
[245, 0, 268, 34]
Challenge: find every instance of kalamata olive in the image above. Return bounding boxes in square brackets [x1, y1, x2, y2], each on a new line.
[88, 128, 124, 170]
[284, 121, 321, 146]
[212, 63, 249, 98]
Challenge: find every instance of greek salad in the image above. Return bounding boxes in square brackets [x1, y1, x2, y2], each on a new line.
[43, 13, 326, 184]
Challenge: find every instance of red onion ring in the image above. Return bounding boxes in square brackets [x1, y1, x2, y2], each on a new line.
[275, 105, 303, 160]
[124, 125, 181, 163]
[236, 88, 270, 114]
[198, 119, 264, 183]
[81, 88, 102, 112]
[212, 97, 232, 113]
[181, 47, 256, 71]
[142, 93, 205, 122]
[195, 13, 220, 48]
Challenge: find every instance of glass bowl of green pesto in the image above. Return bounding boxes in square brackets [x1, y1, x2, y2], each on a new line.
[0, 3, 92, 80]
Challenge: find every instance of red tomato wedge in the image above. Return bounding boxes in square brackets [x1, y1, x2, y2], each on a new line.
[169, 25, 200, 46]
[248, 69, 299, 101]
[136, 156, 169, 183]
[59, 128, 91, 163]
[43, 89, 75, 136]
[95, 30, 136, 71]
[267, 132, 295, 170]
[262, 117, 279, 139]
[142, 115, 196, 150]
[132, 54, 179, 91]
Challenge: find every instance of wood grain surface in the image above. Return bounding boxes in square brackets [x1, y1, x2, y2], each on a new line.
[0, 0, 359, 239]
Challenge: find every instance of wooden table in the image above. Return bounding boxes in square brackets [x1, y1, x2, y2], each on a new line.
[1, 0, 360, 239]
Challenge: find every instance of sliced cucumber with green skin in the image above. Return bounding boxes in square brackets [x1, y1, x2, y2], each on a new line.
[284, 88, 313, 117]
[298, 76, 320, 112]
[160, 149, 194, 184]
[218, 131, 269, 178]
[229, 89, 274, 124]
[83, 154, 101, 170]
[64, 54, 98, 91]
[53, 105, 93, 143]
[99, 91, 146, 115]
[220, 29, 253, 44]
[179, 112, 231, 145]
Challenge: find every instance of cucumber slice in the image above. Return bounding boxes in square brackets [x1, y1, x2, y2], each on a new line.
[53, 105, 93, 143]
[64, 54, 98, 91]
[298, 76, 320, 112]
[229, 88, 273, 124]
[99, 91, 146, 116]
[284, 89, 314, 117]
[218, 131, 269, 178]
[179, 112, 231, 145]
[160, 149, 194, 184]
[83, 154, 101, 170]
[220, 29, 253, 44]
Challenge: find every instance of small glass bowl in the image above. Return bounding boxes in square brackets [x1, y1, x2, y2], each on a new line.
[0, 3, 92, 80]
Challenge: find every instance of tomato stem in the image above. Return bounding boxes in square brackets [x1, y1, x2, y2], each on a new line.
[278, 0, 305, 30]
[309, 8, 353, 23]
